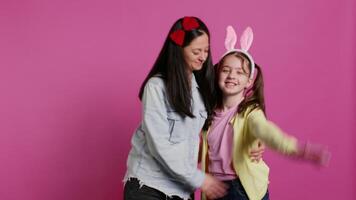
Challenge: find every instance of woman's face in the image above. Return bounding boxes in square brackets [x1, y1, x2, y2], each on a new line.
[182, 32, 209, 72]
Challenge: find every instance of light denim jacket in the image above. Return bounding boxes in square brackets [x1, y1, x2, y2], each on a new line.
[124, 75, 207, 199]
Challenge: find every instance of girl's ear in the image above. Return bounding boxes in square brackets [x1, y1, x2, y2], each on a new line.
[240, 27, 253, 51]
[225, 26, 237, 51]
[246, 78, 254, 89]
[244, 76, 255, 98]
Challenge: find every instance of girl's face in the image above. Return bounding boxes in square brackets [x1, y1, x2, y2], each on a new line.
[218, 55, 252, 97]
[183, 32, 209, 72]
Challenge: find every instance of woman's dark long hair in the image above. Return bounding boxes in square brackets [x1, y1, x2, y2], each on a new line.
[138, 16, 215, 119]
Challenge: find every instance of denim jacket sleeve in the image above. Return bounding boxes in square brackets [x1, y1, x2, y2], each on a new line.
[141, 79, 205, 190]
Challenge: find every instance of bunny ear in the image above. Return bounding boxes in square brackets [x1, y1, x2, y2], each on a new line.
[225, 26, 237, 51]
[240, 27, 253, 51]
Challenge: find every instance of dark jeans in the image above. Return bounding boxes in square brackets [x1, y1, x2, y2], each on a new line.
[124, 178, 193, 200]
[215, 178, 269, 200]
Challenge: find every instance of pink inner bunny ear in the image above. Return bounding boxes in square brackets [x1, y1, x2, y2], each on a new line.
[240, 27, 253, 51]
[225, 26, 237, 51]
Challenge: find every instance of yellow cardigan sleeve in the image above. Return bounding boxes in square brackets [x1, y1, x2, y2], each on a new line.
[247, 109, 298, 155]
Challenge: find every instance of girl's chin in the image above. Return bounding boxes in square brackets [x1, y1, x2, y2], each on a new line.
[222, 89, 242, 95]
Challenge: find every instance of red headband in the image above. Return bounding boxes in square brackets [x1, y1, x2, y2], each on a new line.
[169, 17, 200, 46]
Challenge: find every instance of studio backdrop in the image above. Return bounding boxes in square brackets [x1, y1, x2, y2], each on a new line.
[0, 0, 355, 199]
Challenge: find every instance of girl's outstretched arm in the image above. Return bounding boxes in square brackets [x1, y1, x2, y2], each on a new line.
[247, 108, 330, 166]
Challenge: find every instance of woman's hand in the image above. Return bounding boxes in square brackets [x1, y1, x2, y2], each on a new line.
[249, 140, 265, 163]
[201, 174, 227, 199]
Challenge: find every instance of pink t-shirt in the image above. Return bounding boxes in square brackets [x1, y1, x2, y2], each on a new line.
[207, 104, 239, 181]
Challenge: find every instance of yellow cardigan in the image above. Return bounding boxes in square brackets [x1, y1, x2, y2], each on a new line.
[201, 106, 298, 200]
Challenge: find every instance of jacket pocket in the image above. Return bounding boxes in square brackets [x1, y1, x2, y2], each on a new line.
[167, 111, 186, 143]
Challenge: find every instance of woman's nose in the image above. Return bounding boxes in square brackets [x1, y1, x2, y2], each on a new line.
[200, 52, 208, 61]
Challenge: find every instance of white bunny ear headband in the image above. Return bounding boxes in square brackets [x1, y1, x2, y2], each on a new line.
[222, 25, 255, 79]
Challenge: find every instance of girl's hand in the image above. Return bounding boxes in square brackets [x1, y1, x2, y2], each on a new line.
[249, 140, 265, 163]
[297, 141, 331, 167]
[201, 174, 228, 199]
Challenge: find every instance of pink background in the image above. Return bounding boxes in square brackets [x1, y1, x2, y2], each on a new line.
[1, 0, 355, 199]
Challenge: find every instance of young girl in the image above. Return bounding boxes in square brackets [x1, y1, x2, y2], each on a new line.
[123, 16, 227, 200]
[200, 26, 330, 200]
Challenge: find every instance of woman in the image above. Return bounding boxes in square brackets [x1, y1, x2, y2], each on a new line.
[123, 16, 226, 200]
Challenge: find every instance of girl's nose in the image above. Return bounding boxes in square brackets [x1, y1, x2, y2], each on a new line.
[227, 73, 236, 79]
